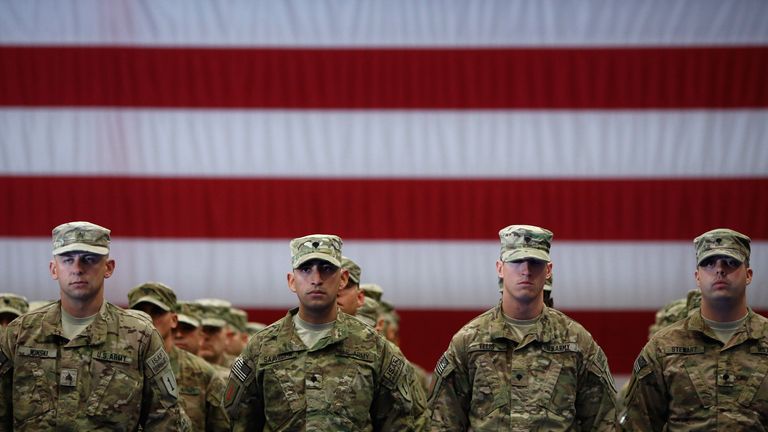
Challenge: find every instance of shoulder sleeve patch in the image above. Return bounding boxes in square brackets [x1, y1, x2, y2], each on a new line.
[434, 352, 450, 377]
[231, 356, 252, 383]
[382, 355, 405, 388]
[158, 368, 179, 399]
[146, 347, 170, 375]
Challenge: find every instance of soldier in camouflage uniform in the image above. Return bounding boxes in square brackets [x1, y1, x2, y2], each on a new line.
[195, 299, 237, 368]
[174, 300, 205, 355]
[226, 307, 250, 357]
[128, 282, 230, 431]
[428, 225, 617, 431]
[338, 256, 366, 316]
[0, 221, 188, 431]
[621, 228, 768, 430]
[223, 234, 425, 431]
[0, 293, 29, 327]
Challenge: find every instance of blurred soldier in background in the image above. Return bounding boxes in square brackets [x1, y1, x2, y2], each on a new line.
[225, 307, 249, 357]
[195, 299, 236, 368]
[129, 282, 230, 431]
[428, 225, 617, 431]
[0, 293, 28, 327]
[361, 282, 383, 302]
[621, 229, 768, 430]
[338, 256, 365, 316]
[0, 221, 188, 430]
[543, 274, 554, 308]
[175, 301, 204, 356]
[223, 234, 424, 431]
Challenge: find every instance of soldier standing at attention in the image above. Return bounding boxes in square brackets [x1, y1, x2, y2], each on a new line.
[0, 221, 188, 431]
[223, 234, 424, 431]
[128, 282, 230, 431]
[621, 228, 768, 430]
[428, 225, 617, 431]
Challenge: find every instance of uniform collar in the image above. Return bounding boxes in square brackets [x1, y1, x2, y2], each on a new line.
[275, 308, 350, 354]
[37, 301, 116, 346]
[688, 308, 764, 344]
[489, 302, 555, 347]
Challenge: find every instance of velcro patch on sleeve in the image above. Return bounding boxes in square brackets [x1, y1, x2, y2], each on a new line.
[633, 353, 649, 375]
[231, 356, 252, 383]
[383, 355, 405, 387]
[434, 353, 451, 377]
[146, 347, 170, 375]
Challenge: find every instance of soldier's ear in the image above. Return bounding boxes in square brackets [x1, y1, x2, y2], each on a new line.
[50, 259, 58, 280]
[104, 259, 116, 279]
[287, 272, 298, 294]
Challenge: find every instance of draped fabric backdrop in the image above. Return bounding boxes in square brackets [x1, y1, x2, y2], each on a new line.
[1, 0, 767, 374]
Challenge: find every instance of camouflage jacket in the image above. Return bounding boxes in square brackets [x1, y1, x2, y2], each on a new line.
[427, 304, 617, 431]
[621, 309, 768, 431]
[223, 308, 425, 431]
[171, 346, 230, 431]
[0, 301, 188, 431]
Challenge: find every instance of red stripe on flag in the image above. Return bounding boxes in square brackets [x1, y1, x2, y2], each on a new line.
[3, 176, 766, 240]
[2, 46, 767, 108]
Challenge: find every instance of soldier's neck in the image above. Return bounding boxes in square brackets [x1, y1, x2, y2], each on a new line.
[502, 297, 544, 320]
[61, 291, 105, 318]
[297, 305, 338, 325]
[700, 300, 748, 323]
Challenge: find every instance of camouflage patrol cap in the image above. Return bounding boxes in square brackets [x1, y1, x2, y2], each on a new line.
[356, 296, 384, 327]
[694, 228, 751, 265]
[290, 234, 343, 268]
[0, 293, 29, 318]
[499, 225, 553, 263]
[193, 298, 231, 328]
[128, 281, 177, 312]
[52, 221, 111, 255]
[361, 283, 383, 302]
[341, 256, 362, 284]
[228, 308, 248, 332]
[176, 301, 201, 328]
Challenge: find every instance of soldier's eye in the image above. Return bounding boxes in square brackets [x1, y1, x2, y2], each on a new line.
[725, 258, 740, 268]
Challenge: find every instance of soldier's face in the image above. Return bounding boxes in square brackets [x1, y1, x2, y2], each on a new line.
[133, 302, 178, 339]
[174, 322, 202, 354]
[288, 259, 348, 321]
[696, 256, 752, 305]
[199, 325, 228, 362]
[50, 252, 114, 303]
[336, 282, 364, 315]
[497, 258, 552, 304]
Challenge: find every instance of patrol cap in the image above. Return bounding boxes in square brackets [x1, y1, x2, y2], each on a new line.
[52, 221, 111, 256]
[127, 281, 176, 312]
[0, 293, 29, 318]
[360, 283, 383, 302]
[290, 234, 343, 268]
[694, 228, 751, 266]
[341, 256, 362, 284]
[356, 296, 383, 327]
[228, 308, 248, 332]
[177, 301, 201, 328]
[194, 298, 231, 328]
[499, 225, 553, 263]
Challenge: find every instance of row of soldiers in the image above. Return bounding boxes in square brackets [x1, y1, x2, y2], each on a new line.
[1, 221, 766, 430]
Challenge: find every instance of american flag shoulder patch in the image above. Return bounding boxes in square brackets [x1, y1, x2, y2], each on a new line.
[232, 356, 252, 382]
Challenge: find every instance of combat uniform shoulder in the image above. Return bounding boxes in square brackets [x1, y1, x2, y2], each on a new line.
[176, 347, 217, 379]
[119, 305, 156, 327]
[14, 301, 58, 330]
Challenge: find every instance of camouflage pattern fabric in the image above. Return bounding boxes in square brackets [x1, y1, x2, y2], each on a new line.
[647, 290, 702, 339]
[428, 303, 617, 431]
[0, 301, 189, 431]
[170, 346, 230, 431]
[621, 309, 768, 431]
[223, 308, 425, 431]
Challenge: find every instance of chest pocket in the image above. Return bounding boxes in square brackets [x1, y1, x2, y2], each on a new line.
[12, 347, 56, 424]
[469, 344, 509, 419]
[86, 358, 142, 423]
[326, 352, 375, 430]
[261, 354, 305, 430]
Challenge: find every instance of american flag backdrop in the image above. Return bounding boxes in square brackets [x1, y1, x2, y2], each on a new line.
[1, 0, 767, 374]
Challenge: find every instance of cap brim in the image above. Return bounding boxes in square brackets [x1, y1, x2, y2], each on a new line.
[177, 313, 200, 327]
[293, 252, 341, 268]
[201, 317, 227, 328]
[501, 248, 550, 263]
[129, 296, 171, 312]
[53, 243, 109, 256]
[0, 307, 23, 317]
[697, 250, 745, 266]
